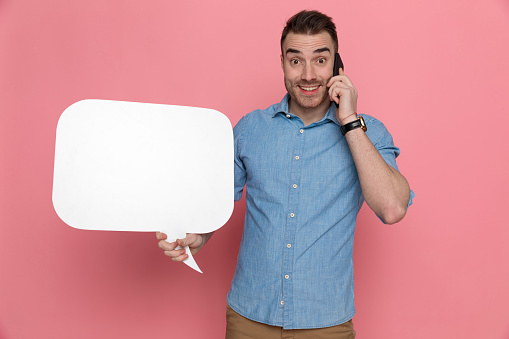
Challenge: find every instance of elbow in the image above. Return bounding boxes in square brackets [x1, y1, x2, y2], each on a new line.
[380, 203, 407, 225]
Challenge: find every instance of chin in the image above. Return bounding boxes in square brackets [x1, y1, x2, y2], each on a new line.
[290, 93, 328, 110]
[297, 100, 320, 109]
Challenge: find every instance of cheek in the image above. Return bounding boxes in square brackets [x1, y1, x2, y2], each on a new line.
[317, 68, 331, 80]
[284, 70, 301, 84]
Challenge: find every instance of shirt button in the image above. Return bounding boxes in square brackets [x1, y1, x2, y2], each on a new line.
[286, 114, 291, 118]
[290, 213, 295, 218]
[280, 300, 284, 305]
[300, 129, 304, 134]
[285, 275, 289, 279]
[287, 244, 292, 248]
[292, 184, 297, 189]
[295, 156, 299, 160]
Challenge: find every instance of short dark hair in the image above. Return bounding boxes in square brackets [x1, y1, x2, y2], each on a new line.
[281, 10, 338, 53]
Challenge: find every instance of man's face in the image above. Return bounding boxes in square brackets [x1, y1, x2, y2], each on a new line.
[281, 31, 335, 113]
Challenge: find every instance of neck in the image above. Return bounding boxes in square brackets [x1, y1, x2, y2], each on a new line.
[288, 98, 331, 126]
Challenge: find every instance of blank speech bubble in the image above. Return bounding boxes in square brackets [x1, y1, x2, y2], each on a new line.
[52, 99, 234, 273]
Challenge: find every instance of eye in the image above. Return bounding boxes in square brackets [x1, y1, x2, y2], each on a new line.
[317, 57, 326, 64]
[290, 59, 300, 65]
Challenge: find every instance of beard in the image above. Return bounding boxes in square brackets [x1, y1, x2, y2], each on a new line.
[284, 78, 330, 111]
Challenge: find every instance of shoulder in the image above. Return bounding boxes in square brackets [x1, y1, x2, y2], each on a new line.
[234, 101, 281, 134]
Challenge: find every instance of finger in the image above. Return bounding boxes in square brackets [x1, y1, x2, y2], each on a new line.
[338, 74, 354, 87]
[155, 232, 167, 240]
[333, 88, 344, 103]
[334, 81, 350, 89]
[336, 68, 354, 87]
[327, 75, 346, 87]
[329, 83, 350, 103]
[176, 237, 189, 248]
[177, 233, 200, 248]
[329, 85, 339, 104]
[327, 76, 338, 87]
[164, 249, 189, 262]
[158, 239, 178, 251]
[327, 74, 354, 88]
[328, 86, 338, 104]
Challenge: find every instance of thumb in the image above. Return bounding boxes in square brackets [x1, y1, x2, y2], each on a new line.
[176, 237, 188, 247]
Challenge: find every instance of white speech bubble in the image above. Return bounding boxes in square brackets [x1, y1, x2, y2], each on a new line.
[52, 99, 234, 273]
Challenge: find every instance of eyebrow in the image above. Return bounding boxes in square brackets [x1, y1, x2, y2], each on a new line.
[285, 47, 331, 55]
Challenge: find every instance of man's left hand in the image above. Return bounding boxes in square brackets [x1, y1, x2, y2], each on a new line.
[327, 69, 358, 124]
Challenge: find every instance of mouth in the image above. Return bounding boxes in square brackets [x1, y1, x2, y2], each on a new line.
[298, 85, 320, 95]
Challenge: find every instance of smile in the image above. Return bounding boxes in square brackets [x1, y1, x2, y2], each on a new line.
[299, 85, 319, 91]
[298, 85, 320, 95]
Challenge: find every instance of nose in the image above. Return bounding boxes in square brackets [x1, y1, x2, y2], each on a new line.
[301, 63, 317, 81]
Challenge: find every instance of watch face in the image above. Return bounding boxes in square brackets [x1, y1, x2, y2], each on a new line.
[359, 116, 367, 131]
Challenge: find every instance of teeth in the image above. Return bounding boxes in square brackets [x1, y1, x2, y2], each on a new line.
[300, 86, 319, 91]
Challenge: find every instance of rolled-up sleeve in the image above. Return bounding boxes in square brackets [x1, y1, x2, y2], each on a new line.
[233, 116, 248, 201]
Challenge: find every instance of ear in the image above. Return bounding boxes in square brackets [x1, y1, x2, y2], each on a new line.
[280, 54, 284, 70]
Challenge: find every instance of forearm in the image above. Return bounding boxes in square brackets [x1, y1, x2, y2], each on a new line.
[345, 127, 410, 224]
[328, 70, 410, 223]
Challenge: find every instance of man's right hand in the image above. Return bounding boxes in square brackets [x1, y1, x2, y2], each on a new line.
[156, 232, 211, 262]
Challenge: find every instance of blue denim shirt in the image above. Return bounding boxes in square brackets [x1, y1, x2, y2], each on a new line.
[227, 94, 414, 329]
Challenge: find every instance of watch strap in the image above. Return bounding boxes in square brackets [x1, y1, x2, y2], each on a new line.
[340, 116, 367, 135]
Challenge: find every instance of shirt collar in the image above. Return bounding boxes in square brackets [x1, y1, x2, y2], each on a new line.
[271, 94, 290, 117]
[273, 93, 341, 126]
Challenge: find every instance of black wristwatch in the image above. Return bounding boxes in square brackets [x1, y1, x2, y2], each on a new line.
[340, 116, 367, 135]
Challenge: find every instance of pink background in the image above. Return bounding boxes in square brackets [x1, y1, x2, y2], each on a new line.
[1, 0, 508, 338]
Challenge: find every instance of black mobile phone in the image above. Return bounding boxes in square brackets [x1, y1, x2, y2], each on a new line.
[333, 52, 344, 77]
[332, 53, 344, 107]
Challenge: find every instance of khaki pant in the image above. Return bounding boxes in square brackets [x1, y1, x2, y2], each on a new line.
[226, 305, 356, 339]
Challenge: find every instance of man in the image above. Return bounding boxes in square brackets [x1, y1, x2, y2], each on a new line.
[157, 10, 414, 338]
